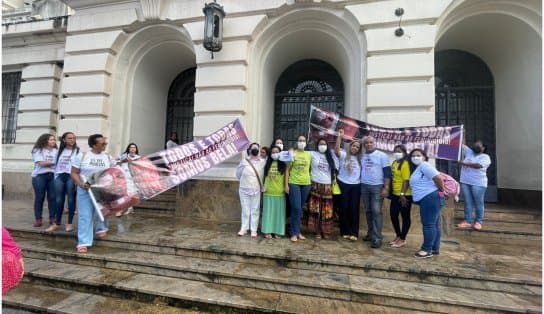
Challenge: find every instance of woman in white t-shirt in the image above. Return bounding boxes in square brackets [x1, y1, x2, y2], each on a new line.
[456, 140, 491, 231]
[46, 132, 79, 232]
[71, 134, 116, 254]
[334, 129, 362, 241]
[408, 149, 447, 259]
[31, 133, 58, 228]
[115, 143, 141, 217]
[304, 138, 337, 239]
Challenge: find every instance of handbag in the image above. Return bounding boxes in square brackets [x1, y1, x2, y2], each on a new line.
[332, 177, 341, 195]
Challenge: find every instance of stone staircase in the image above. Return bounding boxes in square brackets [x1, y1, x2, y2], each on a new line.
[3, 206, 541, 314]
[133, 188, 177, 214]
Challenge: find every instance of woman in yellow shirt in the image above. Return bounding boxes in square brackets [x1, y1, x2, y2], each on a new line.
[389, 145, 412, 248]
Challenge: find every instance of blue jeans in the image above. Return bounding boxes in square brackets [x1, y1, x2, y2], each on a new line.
[288, 184, 311, 237]
[361, 184, 384, 242]
[461, 183, 487, 224]
[418, 190, 442, 253]
[54, 173, 76, 225]
[32, 173, 56, 221]
[77, 187, 108, 248]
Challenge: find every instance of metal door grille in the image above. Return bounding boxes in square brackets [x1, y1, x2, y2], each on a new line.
[166, 68, 195, 145]
[2, 72, 22, 144]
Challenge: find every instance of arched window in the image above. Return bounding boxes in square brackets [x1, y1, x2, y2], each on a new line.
[274, 59, 344, 149]
[166, 67, 196, 145]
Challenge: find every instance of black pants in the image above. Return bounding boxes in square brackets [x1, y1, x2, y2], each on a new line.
[389, 194, 412, 240]
[338, 180, 361, 237]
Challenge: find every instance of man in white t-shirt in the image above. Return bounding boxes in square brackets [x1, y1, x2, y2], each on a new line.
[360, 136, 391, 248]
[71, 134, 116, 253]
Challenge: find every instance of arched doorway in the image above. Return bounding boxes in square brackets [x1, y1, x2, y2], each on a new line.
[166, 67, 195, 145]
[274, 59, 344, 149]
[435, 50, 497, 201]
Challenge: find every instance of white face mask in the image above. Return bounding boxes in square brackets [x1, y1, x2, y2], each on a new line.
[276, 143, 283, 151]
[411, 156, 424, 165]
[271, 153, 280, 160]
[318, 145, 327, 153]
[297, 142, 306, 150]
[393, 152, 404, 160]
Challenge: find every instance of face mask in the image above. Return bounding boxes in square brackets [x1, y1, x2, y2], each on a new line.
[411, 156, 424, 165]
[393, 152, 404, 160]
[297, 142, 306, 150]
[318, 145, 327, 153]
[250, 148, 259, 156]
[276, 144, 283, 151]
[271, 153, 280, 160]
[472, 146, 482, 154]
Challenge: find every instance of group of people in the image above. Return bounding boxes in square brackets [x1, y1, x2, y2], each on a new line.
[30, 132, 140, 254]
[236, 131, 491, 259]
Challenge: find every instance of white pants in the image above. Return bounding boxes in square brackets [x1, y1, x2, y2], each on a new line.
[239, 191, 261, 232]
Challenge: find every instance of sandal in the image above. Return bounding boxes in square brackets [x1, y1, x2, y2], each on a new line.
[414, 250, 433, 258]
[315, 234, 322, 240]
[297, 234, 306, 240]
[391, 240, 406, 248]
[290, 236, 298, 242]
[96, 232, 107, 239]
[265, 234, 272, 239]
[237, 230, 247, 236]
[77, 247, 88, 254]
[273, 235, 282, 239]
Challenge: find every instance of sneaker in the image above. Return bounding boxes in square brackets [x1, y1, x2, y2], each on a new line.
[391, 240, 406, 248]
[362, 235, 372, 242]
[432, 250, 440, 255]
[33, 219, 43, 227]
[342, 235, 350, 239]
[389, 237, 400, 245]
[45, 224, 59, 232]
[457, 221, 472, 229]
[349, 236, 358, 241]
[414, 250, 433, 258]
[473, 222, 482, 231]
[370, 240, 382, 249]
[65, 224, 74, 232]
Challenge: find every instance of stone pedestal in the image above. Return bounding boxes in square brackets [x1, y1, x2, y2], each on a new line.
[176, 179, 240, 221]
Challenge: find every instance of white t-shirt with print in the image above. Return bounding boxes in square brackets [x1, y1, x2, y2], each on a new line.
[337, 150, 361, 184]
[55, 148, 77, 175]
[360, 150, 389, 185]
[310, 151, 337, 184]
[71, 151, 116, 182]
[460, 145, 491, 187]
[31, 148, 57, 177]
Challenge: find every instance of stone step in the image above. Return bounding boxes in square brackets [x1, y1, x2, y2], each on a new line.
[453, 219, 542, 240]
[21, 258, 438, 314]
[21, 257, 541, 313]
[454, 209, 541, 223]
[3, 281, 204, 314]
[134, 200, 176, 210]
[13, 232, 542, 297]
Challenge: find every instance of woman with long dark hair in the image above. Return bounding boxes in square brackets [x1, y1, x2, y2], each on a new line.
[389, 144, 412, 248]
[47, 132, 79, 232]
[115, 143, 141, 217]
[408, 149, 447, 258]
[31, 133, 57, 228]
[304, 138, 337, 239]
[261, 145, 287, 238]
[334, 129, 362, 241]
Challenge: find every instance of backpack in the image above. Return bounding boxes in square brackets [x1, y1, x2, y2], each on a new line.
[439, 172, 460, 199]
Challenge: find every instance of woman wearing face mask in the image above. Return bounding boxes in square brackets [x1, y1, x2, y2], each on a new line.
[47, 132, 79, 232]
[334, 129, 362, 241]
[304, 138, 337, 239]
[236, 142, 266, 237]
[261, 145, 287, 239]
[285, 135, 312, 242]
[456, 140, 491, 231]
[389, 145, 412, 248]
[408, 149, 447, 258]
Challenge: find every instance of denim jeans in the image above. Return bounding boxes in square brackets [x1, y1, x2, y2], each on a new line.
[32, 173, 56, 221]
[54, 173, 76, 225]
[288, 183, 311, 237]
[338, 180, 361, 237]
[418, 190, 442, 253]
[239, 191, 261, 232]
[77, 187, 108, 248]
[461, 183, 487, 224]
[361, 184, 384, 242]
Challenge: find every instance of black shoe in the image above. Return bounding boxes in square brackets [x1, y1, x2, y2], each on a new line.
[362, 235, 372, 242]
[432, 250, 440, 255]
[370, 240, 382, 248]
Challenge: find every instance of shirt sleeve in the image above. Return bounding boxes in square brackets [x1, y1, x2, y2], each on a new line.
[380, 152, 390, 168]
[71, 152, 82, 169]
[478, 154, 492, 169]
[421, 162, 440, 179]
[236, 159, 246, 179]
[32, 151, 44, 163]
[109, 155, 117, 167]
[462, 145, 473, 158]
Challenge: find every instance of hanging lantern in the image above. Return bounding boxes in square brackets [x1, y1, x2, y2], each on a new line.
[202, 1, 225, 59]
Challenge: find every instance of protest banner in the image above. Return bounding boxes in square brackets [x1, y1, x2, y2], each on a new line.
[309, 106, 463, 161]
[86, 119, 250, 220]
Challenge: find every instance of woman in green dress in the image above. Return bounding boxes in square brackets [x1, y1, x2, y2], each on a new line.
[261, 145, 287, 238]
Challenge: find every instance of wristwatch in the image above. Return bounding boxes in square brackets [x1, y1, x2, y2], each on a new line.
[400, 192, 405, 196]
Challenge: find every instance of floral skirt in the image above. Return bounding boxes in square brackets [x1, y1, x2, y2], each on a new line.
[303, 182, 334, 235]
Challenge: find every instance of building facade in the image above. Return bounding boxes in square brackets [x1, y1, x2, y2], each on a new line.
[2, 0, 542, 216]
